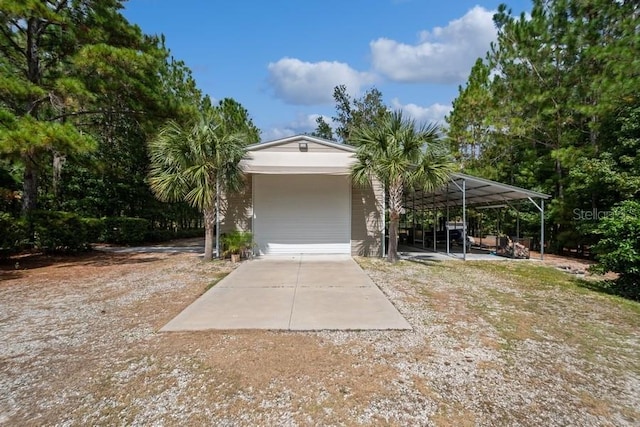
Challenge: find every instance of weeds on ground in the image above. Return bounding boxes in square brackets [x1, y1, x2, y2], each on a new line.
[202, 270, 232, 294]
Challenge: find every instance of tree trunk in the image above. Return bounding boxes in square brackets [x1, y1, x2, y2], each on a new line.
[387, 179, 403, 263]
[52, 151, 66, 205]
[553, 154, 564, 254]
[203, 208, 215, 261]
[22, 18, 42, 215]
[388, 210, 400, 263]
[22, 153, 38, 215]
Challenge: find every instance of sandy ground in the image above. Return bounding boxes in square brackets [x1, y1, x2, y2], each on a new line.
[0, 245, 638, 426]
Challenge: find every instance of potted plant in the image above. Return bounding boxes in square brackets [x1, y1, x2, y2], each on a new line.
[221, 231, 253, 262]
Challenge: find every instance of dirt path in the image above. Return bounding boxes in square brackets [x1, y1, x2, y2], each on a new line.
[1, 247, 638, 426]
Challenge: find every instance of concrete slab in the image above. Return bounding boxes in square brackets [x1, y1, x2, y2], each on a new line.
[217, 262, 299, 288]
[161, 287, 295, 330]
[398, 245, 534, 262]
[161, 255, 411, 331]
[290, 287, 411, 330]
[297, 259, 370, 288]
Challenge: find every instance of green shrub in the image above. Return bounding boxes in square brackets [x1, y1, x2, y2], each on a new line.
[30, 210, 90, 253]
[144, 229, 176, 243]
[175, 228, 204, 239]
[0, 212, 27, 257]
[142, 227, 204, 243]
[102, 217, 149, 245]
[81, 217, 104, 243]
[221, 231, 253, 257]
[590, 200, 640, 300]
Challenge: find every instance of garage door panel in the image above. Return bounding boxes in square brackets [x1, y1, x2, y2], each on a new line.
[254, 175, 350, 255]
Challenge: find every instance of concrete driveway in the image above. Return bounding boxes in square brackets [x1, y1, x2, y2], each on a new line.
[161, 255, 411, 331]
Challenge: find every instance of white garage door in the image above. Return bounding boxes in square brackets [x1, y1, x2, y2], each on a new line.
[253, 174, 350, 255]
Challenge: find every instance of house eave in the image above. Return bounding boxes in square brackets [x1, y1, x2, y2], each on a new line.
[248, 134, 356, 153]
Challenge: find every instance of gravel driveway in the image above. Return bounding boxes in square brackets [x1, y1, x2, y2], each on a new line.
[1, 245, 638, 426]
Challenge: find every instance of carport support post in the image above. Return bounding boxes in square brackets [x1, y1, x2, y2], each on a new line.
[382, 186, 386, 258]
[215, 179, 220, 259]
[541, 198, 545, 260]
[446, 183, 450, 255]
[447, 177, 468, 260]
[528, 196, 545, 261]
[433, 193, 436, 252]
[420, 197, 424, 249]
[412, 190, 415, 245]
[422, 201, 426, 249]
[462, 178, 467, 261]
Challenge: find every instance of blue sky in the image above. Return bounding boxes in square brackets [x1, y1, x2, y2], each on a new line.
[122, 0, 531, 141]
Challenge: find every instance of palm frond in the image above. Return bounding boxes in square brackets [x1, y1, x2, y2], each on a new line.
[147, 108, 251, 211]
[350, 108, 455, 192]
[412, 139, 456, 191]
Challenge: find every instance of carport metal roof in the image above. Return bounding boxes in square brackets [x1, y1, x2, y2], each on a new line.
[408, 173, 550, 210]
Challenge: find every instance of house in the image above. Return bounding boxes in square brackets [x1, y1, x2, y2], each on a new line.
[220, 135, 384, 256]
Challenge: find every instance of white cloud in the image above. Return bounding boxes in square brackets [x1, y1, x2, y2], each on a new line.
[267, 58, 376, 105]
[370, 6, 496, 84]
[261, 113, 334, 142]
[391, 98, 451, 125]
[261, 127, 296, 142]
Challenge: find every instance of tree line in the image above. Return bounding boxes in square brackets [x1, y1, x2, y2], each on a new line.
[0, 0, 259, 254]
[313, 0, 639, 294]
[2, 0, 637, 295]
[314, 1, 638, 264]
[446, 0, 639, 255]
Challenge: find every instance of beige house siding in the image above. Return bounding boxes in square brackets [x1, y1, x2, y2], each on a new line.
[220, 175, 252, 234]
[222, 174, 385, 257]
[351, 177, 384, 257]
[221, 136, 385, 257]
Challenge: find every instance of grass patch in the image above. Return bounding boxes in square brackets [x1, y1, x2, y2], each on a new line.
[479, 264, 637, 364]
[575, 278, 640, 306]
[202, 271, 232, 294]
[467, 261, 575, 289]
[469, 261, 640, 310]
[409, 260, 640, 363]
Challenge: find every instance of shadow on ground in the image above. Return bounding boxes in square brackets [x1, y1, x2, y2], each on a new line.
[1, 238, 206, 282]
[401, 255, 444, 267]
[1, 252, 165, 281]
[575, 277, 640, 302]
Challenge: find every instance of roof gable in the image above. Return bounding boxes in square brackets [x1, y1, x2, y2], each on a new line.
[248, 135, 356, 153]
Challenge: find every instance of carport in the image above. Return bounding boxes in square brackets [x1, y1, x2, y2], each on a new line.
[400, 173, 550, 260]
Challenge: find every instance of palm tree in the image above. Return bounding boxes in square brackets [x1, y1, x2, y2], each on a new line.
[148, 109, 247, 260]
[351, 110, 455, 263]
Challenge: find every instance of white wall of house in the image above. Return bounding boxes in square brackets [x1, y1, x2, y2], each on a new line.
[253, 174, 351, 255]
